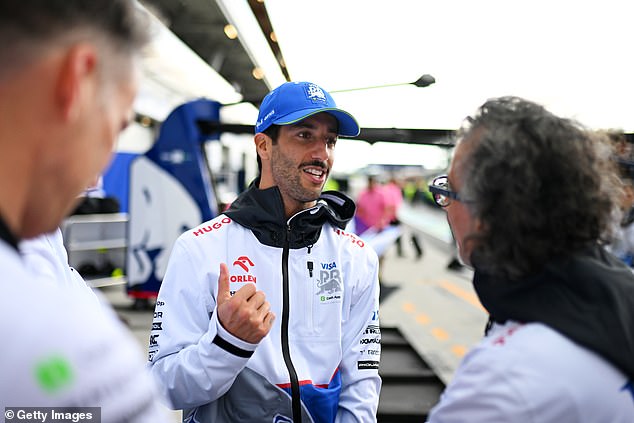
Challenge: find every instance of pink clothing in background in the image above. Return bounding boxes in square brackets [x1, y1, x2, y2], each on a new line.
[356, 188, 388, 234]
[382, 182, 403, 222]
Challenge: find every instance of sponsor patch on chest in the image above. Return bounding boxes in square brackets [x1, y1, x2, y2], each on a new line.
[316, 267, 342, 303]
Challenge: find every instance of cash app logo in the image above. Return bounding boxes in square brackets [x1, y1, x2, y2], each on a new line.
[34, 355, 74, 393]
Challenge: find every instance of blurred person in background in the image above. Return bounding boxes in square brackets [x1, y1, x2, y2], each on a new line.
[355, 174, 389, 235]
[605, 130, 634, 267]
[384, 175, 423, 260]
[607, 177, 634, 267]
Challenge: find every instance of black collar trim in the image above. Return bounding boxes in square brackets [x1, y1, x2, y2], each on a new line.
[0, 214, 19, 251]
[474, 246, 634, 378]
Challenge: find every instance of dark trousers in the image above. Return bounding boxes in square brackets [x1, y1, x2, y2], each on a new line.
[395, 232, 423, 258]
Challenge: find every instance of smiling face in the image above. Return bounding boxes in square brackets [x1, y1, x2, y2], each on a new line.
[257, 112, 338, 217]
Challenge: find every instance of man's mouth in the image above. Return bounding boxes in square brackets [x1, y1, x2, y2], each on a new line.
[303, 166, 327, 183]
[304, 167, 325, 177]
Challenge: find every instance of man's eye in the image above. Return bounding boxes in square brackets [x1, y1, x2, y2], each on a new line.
[327, 138, 337, 147]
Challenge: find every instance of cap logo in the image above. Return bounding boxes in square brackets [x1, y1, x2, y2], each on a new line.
[256, 108, 275, 130]
[305, 83, 327, 103]
[263, 108, 275, 122]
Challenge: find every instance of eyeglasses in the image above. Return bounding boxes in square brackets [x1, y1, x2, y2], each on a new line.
[428, 175, 462, 207]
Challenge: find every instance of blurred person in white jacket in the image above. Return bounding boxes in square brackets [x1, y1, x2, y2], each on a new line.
[0, 1, 170, 420]
[21, 228, 101, 305]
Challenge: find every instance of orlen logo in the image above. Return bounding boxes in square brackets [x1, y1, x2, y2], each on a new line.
[233, 256, 254, 272]
[231, 256, 257, 283]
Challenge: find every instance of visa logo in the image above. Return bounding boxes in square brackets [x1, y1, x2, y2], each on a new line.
[321, 261, 337, 270]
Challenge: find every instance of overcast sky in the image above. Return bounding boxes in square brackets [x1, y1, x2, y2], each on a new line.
[265, 0, 633, 132]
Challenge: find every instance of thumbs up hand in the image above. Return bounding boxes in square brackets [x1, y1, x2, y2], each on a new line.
[216, 263, 275, 343]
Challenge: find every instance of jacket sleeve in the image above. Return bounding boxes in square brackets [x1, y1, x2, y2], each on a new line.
[426, 341, 576, 423]
[147, 237, 259, 409]
[426, 359, 528, 423]
[1, 279, 171, 423]
[336, 249, 382, 422]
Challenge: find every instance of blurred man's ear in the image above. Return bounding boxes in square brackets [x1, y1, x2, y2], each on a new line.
[475, 216, 487, 234]
[55, 44, 97, 122]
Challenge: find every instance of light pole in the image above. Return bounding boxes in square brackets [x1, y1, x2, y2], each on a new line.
[329, 74, 436, 93]
[225, 74, 436, 106]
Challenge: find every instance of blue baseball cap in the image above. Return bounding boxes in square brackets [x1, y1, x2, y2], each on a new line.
[255, 81, 360, 136]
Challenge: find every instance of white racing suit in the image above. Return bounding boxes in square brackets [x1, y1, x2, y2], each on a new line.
[1, 234, 169, 422]
[148, 184, 382, 422]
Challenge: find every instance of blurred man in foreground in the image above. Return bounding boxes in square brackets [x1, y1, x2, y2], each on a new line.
[0, 1, 169, 420]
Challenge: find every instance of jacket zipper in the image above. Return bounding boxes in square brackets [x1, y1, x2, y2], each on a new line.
[307, 244, 313, 276]
[282, 222, 302, 422]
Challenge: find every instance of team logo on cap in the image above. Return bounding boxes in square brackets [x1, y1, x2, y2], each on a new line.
[305, 83, 327, 103]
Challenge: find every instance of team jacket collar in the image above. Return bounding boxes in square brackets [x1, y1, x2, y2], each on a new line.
[474, 245, 634, 379]
[0, 212, 19, 251]
[224, 178, 355, 249]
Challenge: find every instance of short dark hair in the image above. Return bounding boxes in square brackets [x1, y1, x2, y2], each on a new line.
[0, 0, 150, 78]
[257, 124, 280, 173]
[457, 96, 621, 280]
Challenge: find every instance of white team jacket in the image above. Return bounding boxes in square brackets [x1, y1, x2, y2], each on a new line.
[148, 192, 382, 423]
[0, 240, 169, 422]
[428, 321, 634, 422]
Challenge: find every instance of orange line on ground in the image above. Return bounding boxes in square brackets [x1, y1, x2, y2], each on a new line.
[431, 327, 450, 341]
[415, 313, 430, 325]
[439, 280, 486, 312]
[451, 344, 468, 358]
[402, 302, 416, 313]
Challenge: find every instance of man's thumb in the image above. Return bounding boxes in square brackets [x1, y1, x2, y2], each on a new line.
[217, 262, 231, 304]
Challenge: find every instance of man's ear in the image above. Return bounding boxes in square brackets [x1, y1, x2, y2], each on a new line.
[55, 44, 98, 122]
[254, 133, 272, 162]
[475, 216, 487, 234]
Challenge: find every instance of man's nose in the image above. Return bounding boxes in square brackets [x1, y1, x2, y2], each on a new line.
[310, 138, 331, 161]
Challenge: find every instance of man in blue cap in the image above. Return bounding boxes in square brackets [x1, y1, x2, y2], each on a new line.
[149, 82, 382, 422]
